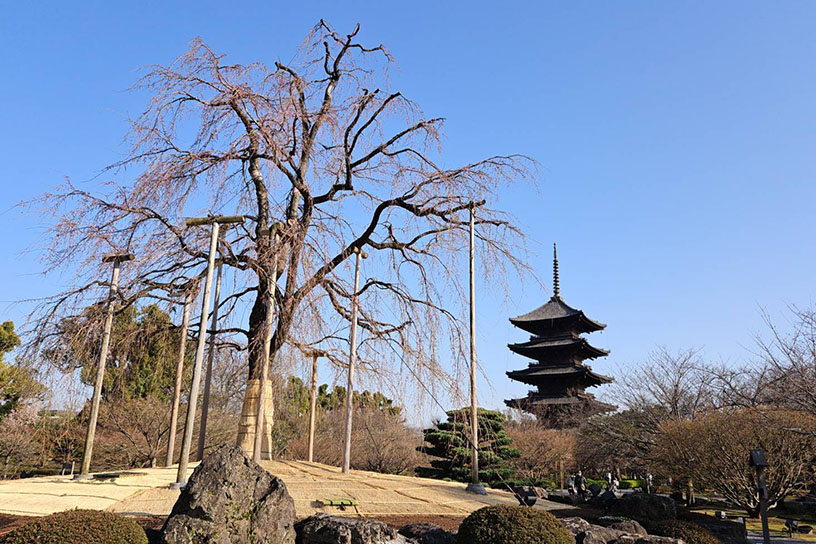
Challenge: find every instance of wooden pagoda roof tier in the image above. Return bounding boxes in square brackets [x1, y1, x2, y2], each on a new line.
[509, 296, 606, 335]
[508, 335, 610, 361]
[504, 391, 616, 413]
[506, 364, 613, 387]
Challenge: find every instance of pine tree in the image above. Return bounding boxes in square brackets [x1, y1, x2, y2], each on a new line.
[417, 408, 520, 485]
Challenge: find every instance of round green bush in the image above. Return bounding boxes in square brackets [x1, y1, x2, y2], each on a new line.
[457, 505, 574, 544]
[1, 509, 147, 544]
[652, 520, 720, 544]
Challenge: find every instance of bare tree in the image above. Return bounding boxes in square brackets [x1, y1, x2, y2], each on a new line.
[26, 21, 531, 449]
[652, 408, 816, 517]
[583, 347, 715, 501]
[707, 306, 816, 439]
[751, 307, 816, 417]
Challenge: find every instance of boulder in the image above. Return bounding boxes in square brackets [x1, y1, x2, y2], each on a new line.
[162, 444, 296, 544]
[610, 520, 648, 536]
[582, 525, 628, 544]
[512, 486, 538, 506]
[589, 483, 603, 497]
[549, 490, 584, 505]
[398, 523, 455, 544]
[611, 494, 676, 522]
[295, 515, 413, 544]
[561, 517, 592, 536]
[562, 517, 680, 544]
[533, 486, 549, 500]
[599, 490, 618, 510]
[616, 536, 682, 544]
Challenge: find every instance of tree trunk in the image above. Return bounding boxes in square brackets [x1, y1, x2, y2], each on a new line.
[236, 287, 276, 456]
[236, 378, 275, 457]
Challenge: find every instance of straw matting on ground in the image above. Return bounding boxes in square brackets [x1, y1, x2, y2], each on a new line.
[0, 460, 573, 519]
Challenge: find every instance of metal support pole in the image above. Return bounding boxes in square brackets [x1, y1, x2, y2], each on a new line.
[466, 204, 486, 494]
[76, 253, 133, 480]
[253, 225, 280, 463]
[173, 215, 242, 487]
[197, 257, 223, 461]
[342, 247, 365, 473]
[757, 466, 771, 544]
[307, 351, 320, 463]
[166, 288, 192, 467]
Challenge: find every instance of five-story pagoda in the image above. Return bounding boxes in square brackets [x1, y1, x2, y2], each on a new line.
[504, 244, 614, 427]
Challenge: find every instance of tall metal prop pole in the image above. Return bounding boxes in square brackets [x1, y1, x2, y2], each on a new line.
[306, 350, 325, 463]
[253, 224, 280, 463]
[166, 286, 193, 467]
[466, 203, 486, 494]
[197, 255, 224, 461]
[173, 215, 243, 488]
[342, 247, 366, 473]
[76, 253, 133, 480]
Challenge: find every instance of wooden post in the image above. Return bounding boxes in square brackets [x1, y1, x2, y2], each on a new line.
[559, 459, 565, 490]
[197, 256, 223, 461]
[466, 203, 486, 494]
[342, 247, 366, 474]
[253, 224, 280, 463]
[307, 351, 320, 463]
[75, 253, 133, 480]
[166, 287, 193, 467]
[173, 215, 243, 488]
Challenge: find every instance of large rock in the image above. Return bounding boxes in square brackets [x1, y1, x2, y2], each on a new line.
[295, 515, 412, 544]
[562, 517, 680, 544]
[611, 494, 676, 522]
[162, 444, 296, 544]
[562, 517, 592, 536]
[398, 523, 455, 544]
[610, 520, 648, 536]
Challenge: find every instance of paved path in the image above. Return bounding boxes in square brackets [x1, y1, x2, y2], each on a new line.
[0, 460, 572, 519]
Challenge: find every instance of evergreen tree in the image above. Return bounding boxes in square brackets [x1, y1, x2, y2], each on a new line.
[45, 304, 189, 401]
[417, 408, 520, 485]
[0, 321, 42, 420]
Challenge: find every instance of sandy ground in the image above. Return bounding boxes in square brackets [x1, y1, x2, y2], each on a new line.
[0, 459, 573, 519]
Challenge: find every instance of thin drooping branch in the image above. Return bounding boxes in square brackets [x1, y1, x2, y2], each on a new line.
[25, 21, 534, 417]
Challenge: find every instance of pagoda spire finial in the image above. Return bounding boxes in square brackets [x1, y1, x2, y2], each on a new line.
[553, 243, 560, 299]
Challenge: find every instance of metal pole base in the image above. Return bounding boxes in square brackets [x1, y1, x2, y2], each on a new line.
[466, 482, 487, 495]
[72, 473, 93, 481]
[169, 481, 186, 490]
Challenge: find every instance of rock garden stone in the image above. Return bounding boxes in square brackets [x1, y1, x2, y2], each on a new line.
[610, 493, 676, 521]
[398, 523, 455, 544]
[295, 514, 413, 544]
[161, 444, 296, 544]
[609, 520, 648, 536]
[562, 516, 681, 544]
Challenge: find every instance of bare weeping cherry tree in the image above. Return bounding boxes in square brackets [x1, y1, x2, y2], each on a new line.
[27, 21, 531, 452]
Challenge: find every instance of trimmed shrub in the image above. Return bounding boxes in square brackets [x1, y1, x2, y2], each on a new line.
[619, 479, 645, 489]
[1, 509, 147, 544]
[457, 505, 574, 544]
[652, 520, 720, 544]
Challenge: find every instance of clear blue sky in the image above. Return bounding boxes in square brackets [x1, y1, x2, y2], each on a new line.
[2, 1, 815, 416]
